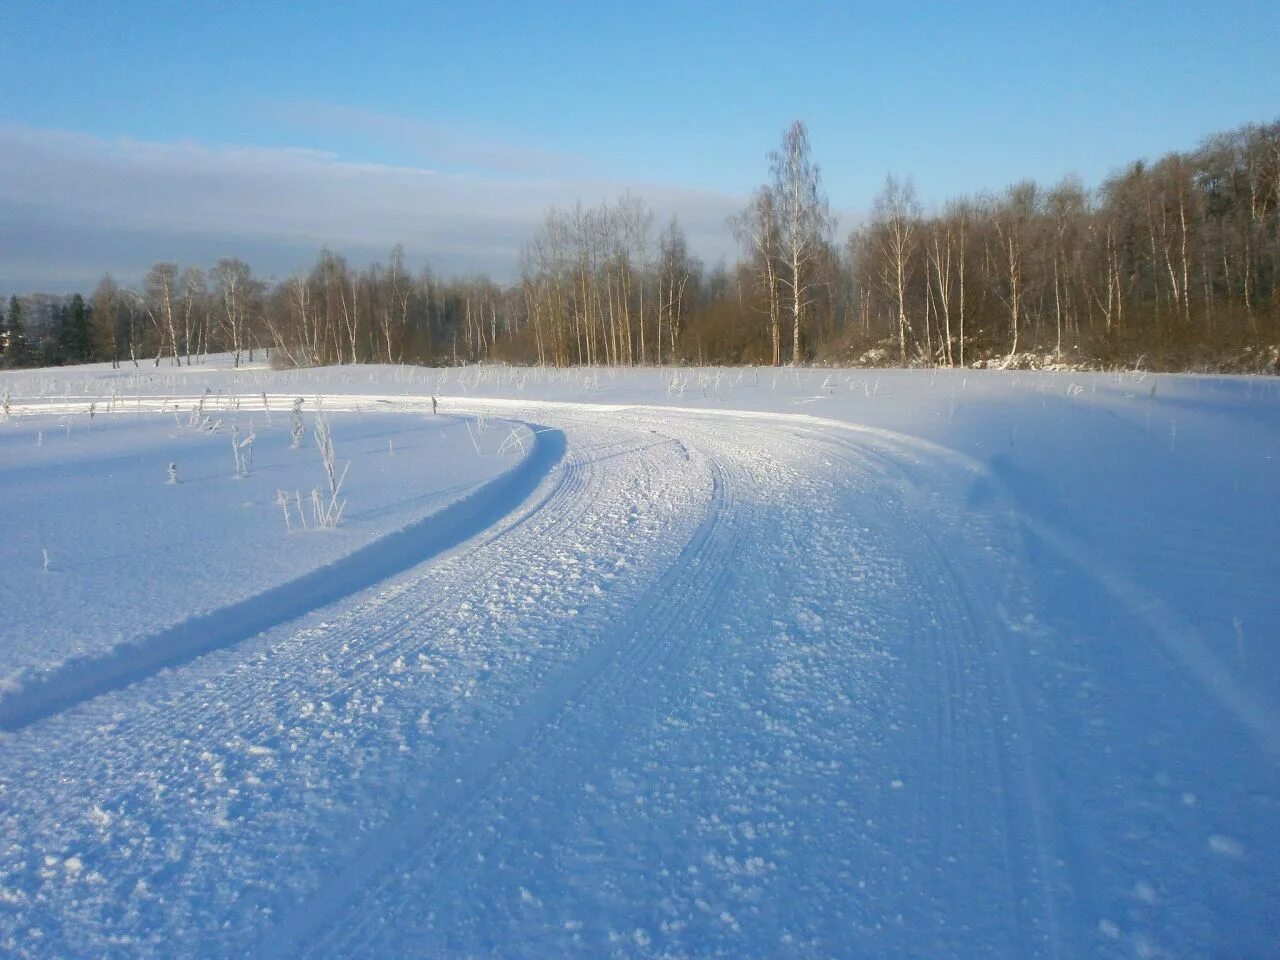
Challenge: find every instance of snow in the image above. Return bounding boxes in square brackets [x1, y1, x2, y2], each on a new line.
[0, 396, 536, 728]
[0, 357, 1276, 958]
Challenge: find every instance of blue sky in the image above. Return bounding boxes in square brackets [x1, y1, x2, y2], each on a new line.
[3, 0, 1278, 291]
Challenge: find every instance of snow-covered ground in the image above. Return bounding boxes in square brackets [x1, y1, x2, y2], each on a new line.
[0, 389, 536, 728]
[0, 358, 1276, 958]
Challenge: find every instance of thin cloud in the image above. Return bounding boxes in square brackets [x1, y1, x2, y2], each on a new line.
[0, 123, 745, 292]
[273, 101, 590, 177]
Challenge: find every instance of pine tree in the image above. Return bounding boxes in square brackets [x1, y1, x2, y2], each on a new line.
[60, 293, 93, 362]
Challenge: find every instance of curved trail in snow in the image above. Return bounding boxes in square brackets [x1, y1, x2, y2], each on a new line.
[0, 395, 1274, 959]
[0, 422, 565, 733]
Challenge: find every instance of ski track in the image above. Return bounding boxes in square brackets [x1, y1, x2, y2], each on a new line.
[0, 398, 1274, 958]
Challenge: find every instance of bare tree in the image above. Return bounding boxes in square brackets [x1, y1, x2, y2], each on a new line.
[212, 258, 255, 367]
[874, 176, 919, 365]
[379, 244, 411, 364]
[179, 266, 206, 366]
[770, 121, 834, 364]
[991, 182, 1038, 358]
[1045, 178, 1088, 356]
[658, 217, 696, 364]
[928, 215, 955, 366]
[90, 275, 123, 368]
[731, 188, 783, 365]
[144, 262, 181, 366]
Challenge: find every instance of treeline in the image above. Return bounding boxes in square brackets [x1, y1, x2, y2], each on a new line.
[845, 121, 1280, 369]
[3, 118, 1278, 372]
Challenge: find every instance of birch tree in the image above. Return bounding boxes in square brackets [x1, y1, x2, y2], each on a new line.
[731, 188, 783, 365]
[874, 176, 919, 365]
[658, 217, 696, 363]
[144, 262, 181, 366]
[770, 121, 834, 364]
[212, 258, 256, 367]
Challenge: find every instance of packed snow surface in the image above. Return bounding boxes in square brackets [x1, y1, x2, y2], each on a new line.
[0, 359, 1276, 959]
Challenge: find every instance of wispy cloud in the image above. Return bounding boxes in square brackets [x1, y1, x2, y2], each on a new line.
[273, 101, 590, 177]
[0, 123, 744, 292]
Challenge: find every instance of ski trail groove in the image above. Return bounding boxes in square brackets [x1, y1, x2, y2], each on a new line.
[267, 431, 741, 959]
[809, 427, 1070, 957]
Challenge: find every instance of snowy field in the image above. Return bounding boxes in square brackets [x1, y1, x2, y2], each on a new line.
[0, 358, 1277, 958]
[0, 395, 536, 728]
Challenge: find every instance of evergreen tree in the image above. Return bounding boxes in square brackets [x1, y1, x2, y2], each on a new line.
[4, 296, 29, 368]
[60, 293, 93, 362]
[39, 312, 64, 366]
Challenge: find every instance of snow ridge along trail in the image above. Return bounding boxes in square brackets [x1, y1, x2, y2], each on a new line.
[0, 390, 1274, 959]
